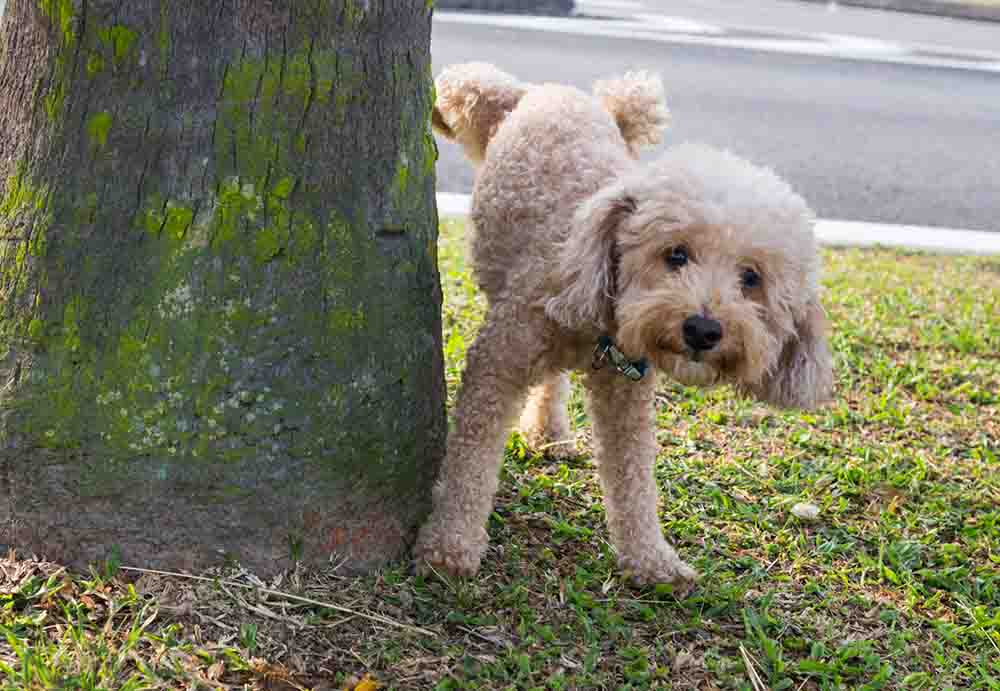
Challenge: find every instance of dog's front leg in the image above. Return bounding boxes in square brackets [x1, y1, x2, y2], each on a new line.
[584, 369, 697, 589]
[414, 313, 536, 579]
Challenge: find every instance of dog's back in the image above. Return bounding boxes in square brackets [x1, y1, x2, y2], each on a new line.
[469, 86, 633, 298]
[432, 63, 668, 163]
[433, 64, 668, 299]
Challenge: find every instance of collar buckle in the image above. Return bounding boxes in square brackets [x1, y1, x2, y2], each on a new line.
[592, 335, 648, 382]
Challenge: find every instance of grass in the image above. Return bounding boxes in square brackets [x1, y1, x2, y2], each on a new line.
[2, 218, 999, 690]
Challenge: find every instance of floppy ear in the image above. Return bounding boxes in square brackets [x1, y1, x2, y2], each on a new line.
[750, 298, 834, 409]
[544, 184, 635, 333]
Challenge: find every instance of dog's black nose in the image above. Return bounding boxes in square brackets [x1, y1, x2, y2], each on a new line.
[683, 315, 723, 351]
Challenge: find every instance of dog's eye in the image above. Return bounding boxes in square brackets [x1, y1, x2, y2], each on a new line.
[666, 246, 689, 269]
[741, 268, 762, 289]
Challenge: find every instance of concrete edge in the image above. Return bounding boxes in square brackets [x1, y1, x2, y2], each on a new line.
[436, 193, 1000, 255]
[434, 0, 575, 17]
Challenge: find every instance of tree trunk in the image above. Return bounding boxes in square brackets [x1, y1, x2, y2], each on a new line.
[0, 0, 445, 576]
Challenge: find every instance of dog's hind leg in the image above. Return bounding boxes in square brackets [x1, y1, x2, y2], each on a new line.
[414, 310, 540, 578]
[584, 368, 697, 589]
[518, 373, 576, 459]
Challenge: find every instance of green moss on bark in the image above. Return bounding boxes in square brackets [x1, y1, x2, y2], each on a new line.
[86, 112, 113, 149]
[38, 0, 75, 47]
[98, 26, 139, 66]
[11, 42, 437, 473]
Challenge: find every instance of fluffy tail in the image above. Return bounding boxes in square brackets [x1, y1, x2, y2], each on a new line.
[431, 62, 528, 165]
[593, 71, 670, 156]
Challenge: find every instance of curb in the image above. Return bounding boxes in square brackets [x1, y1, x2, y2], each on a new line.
[436, 193, 1000, 255]
[435, 0, 574, 15]
[797, 0, 1000, 23]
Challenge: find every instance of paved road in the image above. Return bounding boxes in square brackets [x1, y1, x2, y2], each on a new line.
[432, 11, 1000, 231]
[582, 0, 1000, 53]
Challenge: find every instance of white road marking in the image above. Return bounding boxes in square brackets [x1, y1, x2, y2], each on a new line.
[435, 11, 1000, 74]
[576, 0, 647, 12]
[631, 14, 724, 35]
[436, 193, 1000, 254]
[821, 34, 906, 57]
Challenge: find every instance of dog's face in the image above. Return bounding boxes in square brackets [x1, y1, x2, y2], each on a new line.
[613, 218, 825, 399]
[545, 144, 833, 409]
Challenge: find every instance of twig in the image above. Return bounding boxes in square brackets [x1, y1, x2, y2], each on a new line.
[323, 614, 359, 630]
[739, 643, 768, 691]
[218, 582, 298, 625]
[593, 597, 683, 604]
[420, 559, 458, 596]
[347, 648, 371, 670]
[120, 565, 437, 638]
[458, 625, 511, 648]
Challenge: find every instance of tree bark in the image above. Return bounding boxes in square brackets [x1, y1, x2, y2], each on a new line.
[0, 0, 445, 575]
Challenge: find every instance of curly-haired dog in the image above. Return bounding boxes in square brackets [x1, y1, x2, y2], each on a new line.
[416, 63, 833, 587]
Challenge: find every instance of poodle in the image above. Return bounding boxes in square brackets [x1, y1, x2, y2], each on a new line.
[415, 62, 833, 587]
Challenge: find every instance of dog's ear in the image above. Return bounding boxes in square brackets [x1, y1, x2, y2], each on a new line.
[545, 184, 636, 332]
[749, 298, 834, 409]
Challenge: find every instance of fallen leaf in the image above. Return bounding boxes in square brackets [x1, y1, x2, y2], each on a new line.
[353, 675, 379, 691]
[207, 660, 225, 680]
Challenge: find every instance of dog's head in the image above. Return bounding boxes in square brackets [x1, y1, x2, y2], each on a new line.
[545, 144, 833, 409]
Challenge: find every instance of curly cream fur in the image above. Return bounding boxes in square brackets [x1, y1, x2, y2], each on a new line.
[415, 64, 833, 587]
[519, 374, 576, 459]
[432, 62, 528, 165]
[593, 70, 670, 156]
[432, 63, 668, 165]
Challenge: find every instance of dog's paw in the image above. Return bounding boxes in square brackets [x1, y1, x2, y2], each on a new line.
[412, 524, 487, 581]
[619, 552, 698, 594]
[536, 438, 580, 461]
[413, 551, 479, 581]
[521, 428, 580, 461]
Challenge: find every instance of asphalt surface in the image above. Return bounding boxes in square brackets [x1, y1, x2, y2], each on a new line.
[591, 0, 1000, 53]
[432, 14, 1000, 231]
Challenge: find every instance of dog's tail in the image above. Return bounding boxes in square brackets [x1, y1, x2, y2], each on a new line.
[593, 71, 670, 156]
[431, 62, 528, 166]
